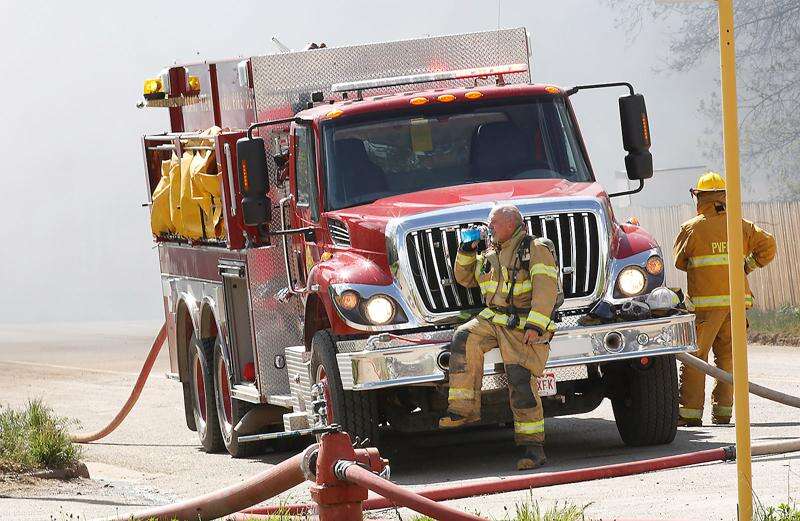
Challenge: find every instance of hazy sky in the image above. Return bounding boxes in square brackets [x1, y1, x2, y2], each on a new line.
[0, 1, 718, 323]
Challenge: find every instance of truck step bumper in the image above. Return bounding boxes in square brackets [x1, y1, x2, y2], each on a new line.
[336, 314, 697, 391]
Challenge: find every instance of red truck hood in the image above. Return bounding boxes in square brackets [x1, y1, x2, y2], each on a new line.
[329, 179, 608, 251]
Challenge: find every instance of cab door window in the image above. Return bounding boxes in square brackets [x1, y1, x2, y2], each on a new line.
[294, 125, 319, 220]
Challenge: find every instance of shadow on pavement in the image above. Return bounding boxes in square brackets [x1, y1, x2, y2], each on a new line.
[379, 416, 731, 485]
[237, 415, 735, 485]
[2, 495, 152, 507]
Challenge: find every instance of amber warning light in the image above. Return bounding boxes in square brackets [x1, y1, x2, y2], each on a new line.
[240, 160, 250, 191]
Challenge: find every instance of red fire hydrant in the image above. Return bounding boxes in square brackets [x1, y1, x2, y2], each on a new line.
[304, 429, 388, 521]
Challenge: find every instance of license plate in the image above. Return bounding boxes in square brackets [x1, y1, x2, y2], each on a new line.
[536, 372, 557, 397]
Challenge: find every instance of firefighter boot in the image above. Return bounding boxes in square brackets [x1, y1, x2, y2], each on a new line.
[516, 443, 546, 470]
[677, 417, 703, 427]
[438, 412, 478, 429]
[712, 415, 731, 425]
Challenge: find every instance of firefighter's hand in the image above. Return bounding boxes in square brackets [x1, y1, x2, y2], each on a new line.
[459, 240, 479, 253]
[524, 329, 545, 346]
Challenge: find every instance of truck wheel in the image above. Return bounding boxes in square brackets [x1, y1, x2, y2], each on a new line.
[212, 339, 265, 458]
[189, 334, 223, 453]
[310, 330, 380, 446]
[611, 354, 679, 446]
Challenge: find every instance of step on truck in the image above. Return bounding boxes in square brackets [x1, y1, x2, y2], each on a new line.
[138, 28, 697, 457]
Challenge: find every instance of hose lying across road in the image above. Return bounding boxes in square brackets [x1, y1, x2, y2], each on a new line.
[106, 452, 305, 521]
[71, 322, 800, 519]
[70, 323, 167, 443]
[242, 439, 800, 518]
[675, 352, 800, 409]
[342, 462, 485, 521]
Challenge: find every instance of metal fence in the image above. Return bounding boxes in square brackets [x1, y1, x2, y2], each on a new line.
[614, 201, 800, 310]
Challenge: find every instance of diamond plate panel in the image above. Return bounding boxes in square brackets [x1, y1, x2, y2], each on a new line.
[556, 314, 584, 330]
[247, 246, 304, 396]
[251, 28, 530, 120]
[285, 345, 311, 412]
[482, 373, 508, 390]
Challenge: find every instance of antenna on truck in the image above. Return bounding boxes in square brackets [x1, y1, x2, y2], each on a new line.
[272, 36, 292, 54]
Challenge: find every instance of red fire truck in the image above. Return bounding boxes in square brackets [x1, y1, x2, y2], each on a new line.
[139, 29, 697, 457]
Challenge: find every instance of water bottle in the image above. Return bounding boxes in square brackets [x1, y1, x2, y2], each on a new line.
[460, 225, 488, 244]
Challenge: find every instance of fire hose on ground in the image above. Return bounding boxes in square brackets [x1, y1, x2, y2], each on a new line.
[109, 433, 800, 521]
[70, 324, 800, 520]
[106, 452, 305, 521]
[70, 322, 167, 443]
[675, 352, 800, 408]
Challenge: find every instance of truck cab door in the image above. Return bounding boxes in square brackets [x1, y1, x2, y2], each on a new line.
[288, 123, 321, 286]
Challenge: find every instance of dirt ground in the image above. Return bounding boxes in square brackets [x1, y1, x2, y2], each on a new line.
[0, 321, 798, 521]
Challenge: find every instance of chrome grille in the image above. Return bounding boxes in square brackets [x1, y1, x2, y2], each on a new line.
[405, 212, 601, 314]
[329, 218, 351, 247]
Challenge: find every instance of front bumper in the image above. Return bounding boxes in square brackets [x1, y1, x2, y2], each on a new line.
[336, 314, 697, 391]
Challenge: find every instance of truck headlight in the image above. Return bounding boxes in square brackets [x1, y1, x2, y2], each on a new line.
[617, 267, 647, 297]
[364, 295, 396, 325]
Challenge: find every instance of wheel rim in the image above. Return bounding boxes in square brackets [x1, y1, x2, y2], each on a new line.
[191, 352, 207, 430]
[217, 356, 233, 432]
[316, 365, 326, 383]
[315, 365, 334, 425]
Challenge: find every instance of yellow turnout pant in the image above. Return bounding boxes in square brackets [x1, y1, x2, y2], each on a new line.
[679, 309, 734, 420]
[447, 316, 550, 445]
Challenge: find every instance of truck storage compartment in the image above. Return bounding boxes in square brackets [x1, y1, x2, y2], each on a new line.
[145, 127, 226, 242]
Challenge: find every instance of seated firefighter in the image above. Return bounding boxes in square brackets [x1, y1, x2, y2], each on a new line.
[440, 205, 560, 470]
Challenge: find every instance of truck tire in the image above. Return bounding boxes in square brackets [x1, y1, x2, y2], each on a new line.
[212, 339, 264, 458]
[310, 330, 380, 445]
[610, 354, 679, 447]
[190, 334, 223, 453]
[181, 381, 197, 431]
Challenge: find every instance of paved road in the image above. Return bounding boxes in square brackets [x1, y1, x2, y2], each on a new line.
[0, 321, 798, 520]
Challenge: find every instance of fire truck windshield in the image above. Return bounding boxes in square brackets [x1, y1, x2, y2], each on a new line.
[322, 96, 593, 210]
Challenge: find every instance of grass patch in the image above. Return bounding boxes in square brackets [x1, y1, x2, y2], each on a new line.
[755, 500, 800, 521]
[749, 307, 800, 336]
[510, 495, 591, 521]
[0, 399, 82, 473]
[407, 495, 591, 520]
[748, 307, 800, 345]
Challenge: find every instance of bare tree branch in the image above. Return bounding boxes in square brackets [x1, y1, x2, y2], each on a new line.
[607, 0, 800, 199]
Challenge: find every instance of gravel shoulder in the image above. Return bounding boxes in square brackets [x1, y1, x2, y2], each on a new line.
[1, 323, 798, 520]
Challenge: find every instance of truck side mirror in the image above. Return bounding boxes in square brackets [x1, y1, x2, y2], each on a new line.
[236, 136, 273, 226]
[619, 94, 653, 181]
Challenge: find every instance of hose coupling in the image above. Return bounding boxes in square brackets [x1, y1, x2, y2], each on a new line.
[723, 444, 736, 461]
[333, 460, 360, 482]
[300, 443, 320, 482]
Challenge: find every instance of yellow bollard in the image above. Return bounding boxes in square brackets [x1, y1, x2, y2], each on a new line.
[717, 0, 753, 519]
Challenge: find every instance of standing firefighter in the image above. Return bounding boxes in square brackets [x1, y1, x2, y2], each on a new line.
[674, 172, 776, 426]
[440, 205, 560, 470]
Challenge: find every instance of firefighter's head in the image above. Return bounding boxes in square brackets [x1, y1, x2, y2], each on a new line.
[489, 205, 524, 243]
[690, 171, 726, 196]
[690, 171, 727, 211]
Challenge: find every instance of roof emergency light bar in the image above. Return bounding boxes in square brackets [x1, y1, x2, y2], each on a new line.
[330, 63, 529, 93]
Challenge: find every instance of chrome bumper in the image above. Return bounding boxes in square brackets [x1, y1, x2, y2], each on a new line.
[336, 314, 697, 391]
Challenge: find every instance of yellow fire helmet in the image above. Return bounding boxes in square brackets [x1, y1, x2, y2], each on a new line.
[694, 171, 726, 192]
